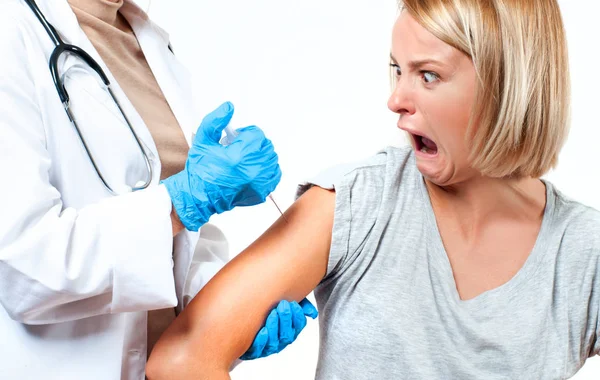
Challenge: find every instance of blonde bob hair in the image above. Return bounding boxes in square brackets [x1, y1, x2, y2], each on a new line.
[398, 0, 570, 178]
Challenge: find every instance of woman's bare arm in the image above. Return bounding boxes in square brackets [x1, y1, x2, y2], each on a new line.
[146, 186, 335, 380]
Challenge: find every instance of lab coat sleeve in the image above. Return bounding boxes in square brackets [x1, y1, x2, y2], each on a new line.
[0, 9, 177, 324]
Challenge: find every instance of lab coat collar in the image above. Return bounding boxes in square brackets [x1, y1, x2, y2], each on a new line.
[32, 0, 83, 46]
[120, 1, 172, 48]
[120, 2, 197, 148]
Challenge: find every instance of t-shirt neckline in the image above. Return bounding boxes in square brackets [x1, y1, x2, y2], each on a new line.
[415, 160, 555, 309]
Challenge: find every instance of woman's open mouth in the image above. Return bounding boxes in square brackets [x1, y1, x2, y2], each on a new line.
[411, 133, 438, 156]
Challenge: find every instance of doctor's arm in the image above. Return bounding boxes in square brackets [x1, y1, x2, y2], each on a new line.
[146, 186, 334, 379]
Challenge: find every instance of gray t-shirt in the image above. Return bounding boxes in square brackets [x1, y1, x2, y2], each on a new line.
[299, 146, 600, 380]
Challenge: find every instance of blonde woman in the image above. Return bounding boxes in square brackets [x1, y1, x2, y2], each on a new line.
[147, 0, 600, 379]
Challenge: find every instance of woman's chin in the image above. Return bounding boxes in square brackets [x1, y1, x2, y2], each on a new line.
[415, 157, 452, 186]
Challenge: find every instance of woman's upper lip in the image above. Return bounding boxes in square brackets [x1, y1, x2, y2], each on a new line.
[397, 125, 432, 141]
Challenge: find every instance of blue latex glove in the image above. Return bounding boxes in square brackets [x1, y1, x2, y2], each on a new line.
[162, 102, 281, 231]
[241, 298, 318, 360]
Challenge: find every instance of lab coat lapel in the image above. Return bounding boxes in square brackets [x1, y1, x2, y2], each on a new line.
[121, 1, 197, 148]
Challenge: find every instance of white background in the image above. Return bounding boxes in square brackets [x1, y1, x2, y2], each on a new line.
[145, 1, 600, 378]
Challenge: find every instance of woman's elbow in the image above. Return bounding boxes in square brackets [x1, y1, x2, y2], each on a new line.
[146, 341, 194, 380]
[146, 340, 230, 380]
[146, 343, 183, 380]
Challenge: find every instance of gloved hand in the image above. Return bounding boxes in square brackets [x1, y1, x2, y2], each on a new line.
[162, 102, 281, 231]
[241, 298, 319, 360]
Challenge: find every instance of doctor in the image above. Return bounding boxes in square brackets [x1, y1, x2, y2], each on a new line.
[0, 0, 316, 379]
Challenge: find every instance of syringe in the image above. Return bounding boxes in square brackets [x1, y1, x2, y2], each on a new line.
[222, 125, 288, 222]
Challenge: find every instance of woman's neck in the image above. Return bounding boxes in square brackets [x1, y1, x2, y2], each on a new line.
[426, 175, 547, 239]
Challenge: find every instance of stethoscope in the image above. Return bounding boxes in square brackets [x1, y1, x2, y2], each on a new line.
[24, 0, 153, 195]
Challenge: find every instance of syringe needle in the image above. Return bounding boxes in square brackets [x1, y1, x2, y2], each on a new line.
[269, 194, 288, 223]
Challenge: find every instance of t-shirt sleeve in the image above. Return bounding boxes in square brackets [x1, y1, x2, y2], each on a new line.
[296, 154, 388, 280]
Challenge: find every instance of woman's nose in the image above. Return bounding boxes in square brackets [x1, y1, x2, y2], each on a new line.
[387, 78, 416, 116]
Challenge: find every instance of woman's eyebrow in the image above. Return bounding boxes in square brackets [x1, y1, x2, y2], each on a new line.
[408, 59, 446, 70]
[390, 54, 447, 70]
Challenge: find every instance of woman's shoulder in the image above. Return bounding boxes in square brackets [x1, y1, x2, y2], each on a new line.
[296, 145, 416, 198]
[296, 146, 417, 280]
[546, 182, 600, 266]
[549, 183, 600, 235]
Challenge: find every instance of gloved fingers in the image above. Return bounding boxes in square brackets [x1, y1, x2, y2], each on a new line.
[256, 165, 281, 204]
[220, 145, 280, 207]
[247, 150, 279, 184]
[290, 301, 308, 340]
[254, 131, 274, 149]
[276, 300, 294, 347]
[197, 101, 235, 144]
[232, 125, 268, 149]
[226, 126, 279, 165]
[240, 326, 268, 360]
[222, 126, 267, 160]
[264, 309, 280, 356]
[238, 163, 280, 206]
[300, 298, 319, 319]
[235, 125, 265, 137]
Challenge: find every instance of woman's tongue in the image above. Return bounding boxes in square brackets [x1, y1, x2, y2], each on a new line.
[420, 136, 438, 154]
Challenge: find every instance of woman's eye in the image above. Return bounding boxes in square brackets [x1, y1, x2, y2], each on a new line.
[390, 63, 401, 77]
[422, 71, 439, 83]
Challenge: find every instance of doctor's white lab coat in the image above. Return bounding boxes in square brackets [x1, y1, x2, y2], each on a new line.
[0, 0, 228, 378]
